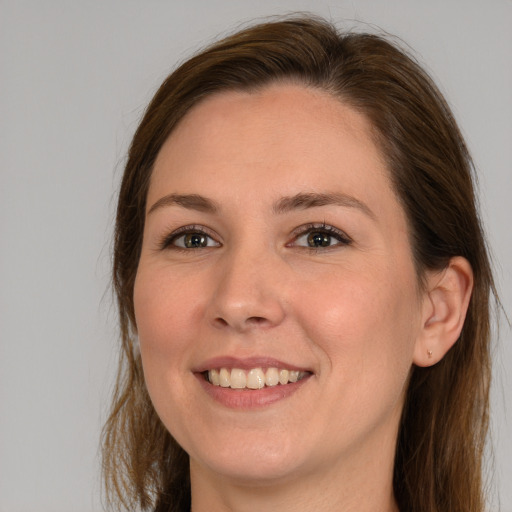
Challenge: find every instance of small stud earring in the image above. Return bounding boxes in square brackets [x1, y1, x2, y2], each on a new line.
[427, 349, 433, 358]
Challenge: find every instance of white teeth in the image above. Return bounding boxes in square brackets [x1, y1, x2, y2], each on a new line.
[265, 367, 279, 387]
[209, 368, 220, 386]
[247, 368, 265, 389]
[219, 368, 231, 387]
[207, 367, 308, 389]
[230, 368, 246, 389]
[279, 369, 289, 385]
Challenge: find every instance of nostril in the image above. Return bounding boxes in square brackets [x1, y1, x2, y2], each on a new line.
[247, 316, 266, 325]
[214, 317, 229, 327]
[213, 315, 269, 330]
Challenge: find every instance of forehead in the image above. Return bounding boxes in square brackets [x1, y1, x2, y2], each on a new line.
[149, 84, 396, 219]
[156, 84, 382, 161]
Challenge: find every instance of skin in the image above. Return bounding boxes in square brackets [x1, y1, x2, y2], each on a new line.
[133, 84, 470, 512]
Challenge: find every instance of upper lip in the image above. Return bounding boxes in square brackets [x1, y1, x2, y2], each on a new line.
[193, 356, 312, 373]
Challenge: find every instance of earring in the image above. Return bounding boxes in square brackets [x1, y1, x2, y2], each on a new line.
[427, 349, 433, 358]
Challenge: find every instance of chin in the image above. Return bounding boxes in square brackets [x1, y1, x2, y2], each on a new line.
[188, 430, 309, 485]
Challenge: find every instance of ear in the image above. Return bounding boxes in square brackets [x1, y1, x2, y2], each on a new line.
[413, 256, 474, 367]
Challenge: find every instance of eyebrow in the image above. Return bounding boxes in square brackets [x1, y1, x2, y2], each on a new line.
[273, 192, 376, 220]
[148, 193, 219, 215]
[147, 191, 375, 219]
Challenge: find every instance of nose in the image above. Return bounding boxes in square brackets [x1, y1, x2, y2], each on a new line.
[207, 246, 287, 333]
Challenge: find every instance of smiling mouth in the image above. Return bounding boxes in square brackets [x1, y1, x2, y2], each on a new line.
[204, 367, 311, 390]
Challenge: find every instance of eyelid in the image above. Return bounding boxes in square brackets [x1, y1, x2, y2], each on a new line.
[156, 222, 351, 251]
[288, 222, 352, 248]
[158, 224, 221, 250]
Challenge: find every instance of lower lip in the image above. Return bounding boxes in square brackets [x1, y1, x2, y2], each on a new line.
[195, 374, 310, 409]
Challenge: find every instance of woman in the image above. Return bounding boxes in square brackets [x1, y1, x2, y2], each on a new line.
[102, 16, 496, 512]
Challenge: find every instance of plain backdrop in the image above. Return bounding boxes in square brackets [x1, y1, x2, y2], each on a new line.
[1, 1, 511, 511]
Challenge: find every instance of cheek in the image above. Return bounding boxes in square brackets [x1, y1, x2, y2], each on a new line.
[133, 269, 193, 394]
[297, 262, 420, 385]
[133, 268, 203, 431]
[134, 267, 200, 350]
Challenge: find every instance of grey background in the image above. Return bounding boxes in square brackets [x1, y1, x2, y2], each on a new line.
[1, 1, 510, 511]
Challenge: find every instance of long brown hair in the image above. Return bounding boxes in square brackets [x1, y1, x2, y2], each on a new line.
[102, 15, 495, 512]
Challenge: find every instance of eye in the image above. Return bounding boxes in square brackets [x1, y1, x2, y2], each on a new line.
[160, 226, 220, 250]
[291, 224, 352, 249]
[174, 232, 217, 248]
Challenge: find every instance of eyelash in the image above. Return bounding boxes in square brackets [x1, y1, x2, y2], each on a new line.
[158, 222, 352, 252]
[289, 223, 352, 251]
[158, 224, 219, 251]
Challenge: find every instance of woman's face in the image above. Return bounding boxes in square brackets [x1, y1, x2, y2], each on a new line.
[134, 84, 428, 485]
